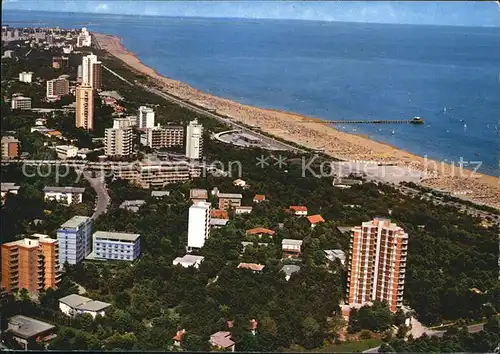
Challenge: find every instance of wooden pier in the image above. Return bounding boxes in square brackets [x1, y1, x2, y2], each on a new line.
[301, 117, 424, 125]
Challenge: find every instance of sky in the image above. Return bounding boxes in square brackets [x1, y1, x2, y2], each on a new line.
[3, 1, 500, 28]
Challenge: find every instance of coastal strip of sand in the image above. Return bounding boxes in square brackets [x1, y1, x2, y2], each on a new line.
[93, 33, 500, 209]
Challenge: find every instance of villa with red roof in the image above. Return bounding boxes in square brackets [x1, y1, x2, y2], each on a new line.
[307, 214, 325, 228]
[289, 205, 308, 216]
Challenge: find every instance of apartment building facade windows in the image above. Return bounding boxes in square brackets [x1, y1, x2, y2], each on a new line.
[137, 106, 155, 129]
[347, 218, 408, 312]
[187, 201, 211, 250]
[93, 231, 141, 262]
[75, 85, 94, 130]
[1, 234, 61, 293]
[57, 216, 92, 265]
[11, 95, 32, 110]
[46, 77, 69, 99]
[185, 119, 203, 159]
[143, 125, 184, 149]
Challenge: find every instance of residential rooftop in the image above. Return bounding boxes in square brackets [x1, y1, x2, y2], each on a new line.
[43, 186, 85, 193]
[218, 192, 243, 199]
[59, 215, 90, 229]
[59, 294, 111, 312]
[7, 315, 56, 339]
[282, 239, 303, 246]
[93, 231, 140, 242]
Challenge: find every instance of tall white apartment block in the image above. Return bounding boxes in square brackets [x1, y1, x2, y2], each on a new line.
[104, 118, 133, 157]
[185, 119, 203, 159]
[18, 71, 33, 83]
[76, 27, 91, 47]
[57, 216, 92, 265]
[347, 218, 408, 312]
[137, 106, 155, 129]
[187, 201, 211, 250]
[82, 54, 98, 87]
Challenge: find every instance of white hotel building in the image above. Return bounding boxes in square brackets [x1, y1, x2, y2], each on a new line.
[187, 201, 211, 250]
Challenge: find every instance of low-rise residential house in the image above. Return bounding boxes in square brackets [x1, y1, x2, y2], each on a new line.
[282, 239, 303, 258]
[189, 188, 208, 202]
[253, 194, 266, 203]
[173, 329, 186, 347]
[235, 206, 252, 214]
[55, 145, 78, 159]
[332, 178, 363, 187]
[6, 315, 57, 350]
[35, 118, 47, 126]
[241, 242, 269, 253]
[59, 294, 111, 319]
[119, 200, 146, 213]
[233, 178, 246, 187]
[210, 218, 229, 228]
[211, 209, 229, 220]
[237, 263, 265, 273]
[324, 249, 346, 266]
[307, 214, 325, 228]
[43, 186, 85, 205]
[209, 331, 235, 352]
[246, 227, 275, 238]
[281, 264, 301, 281]
[151, 190, 170, 198]
[210, 209, 229, 228]
[1, 182, 20, 198]
[289, 205, 308, 216]
[173, 254, 204, 269]
[218, 192, 242, 210]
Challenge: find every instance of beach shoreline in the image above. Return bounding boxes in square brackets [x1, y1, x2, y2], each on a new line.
[93, 32, 500, 209]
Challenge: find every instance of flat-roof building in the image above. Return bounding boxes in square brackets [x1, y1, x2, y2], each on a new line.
[43, 186, 85, 205]
[187, 201, 211, 250]
[7, 315, 56, 350]
[59, 294, 111, 318]
[57, 216, 92, 265]
[92, 231, 141, 262]
[1, 136, 20, 159]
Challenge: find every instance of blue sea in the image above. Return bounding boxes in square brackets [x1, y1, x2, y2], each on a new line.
[3, 10, 499, 176]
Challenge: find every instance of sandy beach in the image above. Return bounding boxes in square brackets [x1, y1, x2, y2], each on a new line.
[94, 33, 500, 209]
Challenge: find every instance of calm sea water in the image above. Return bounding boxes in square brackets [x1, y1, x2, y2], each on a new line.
[3, 10, 499, 175]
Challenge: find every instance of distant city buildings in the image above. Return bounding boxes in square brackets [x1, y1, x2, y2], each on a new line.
[347, 218, 408, 312]
[185, 119, 203, 159]
[105, 118, 133, 157]
[55, 145, 78, 159]
[92, 231, 141, 262]
[46, 76, 69, 100]
[43, 186, 85, 205]
[57, 216, 92, 265]
[1, 234, 61, 293]
[1, 136, 20, 159]
[143, 125, 184, 149]
[218, 193, 242, 210]
[76, 27, 92, 47]
[75, 84, 94, 130]
[52, 56, 69, 69]
[18, 71, 33, 83]
[137, 106, 155, 129]
[187, 201, 211, 250]
[11, 95, 32, 110]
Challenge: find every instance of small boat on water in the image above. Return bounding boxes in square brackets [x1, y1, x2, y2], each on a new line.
[391, 130, 395, 135]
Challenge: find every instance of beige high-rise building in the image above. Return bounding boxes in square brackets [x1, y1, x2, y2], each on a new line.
[104, 118, 133, 157]
[347, 218, 408, 312]
[1, 234, 61, 293]
[75, 85, 94, 130]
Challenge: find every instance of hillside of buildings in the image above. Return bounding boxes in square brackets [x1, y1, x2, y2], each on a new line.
[0, 27, 499, 352]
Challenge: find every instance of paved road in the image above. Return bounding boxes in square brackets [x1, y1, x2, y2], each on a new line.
[82, 171, 110, 219]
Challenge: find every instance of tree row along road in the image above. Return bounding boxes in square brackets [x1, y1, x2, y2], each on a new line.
[100, 64, 305, 154]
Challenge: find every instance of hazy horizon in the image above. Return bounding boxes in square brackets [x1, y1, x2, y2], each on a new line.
[3, 1, 500, 28]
